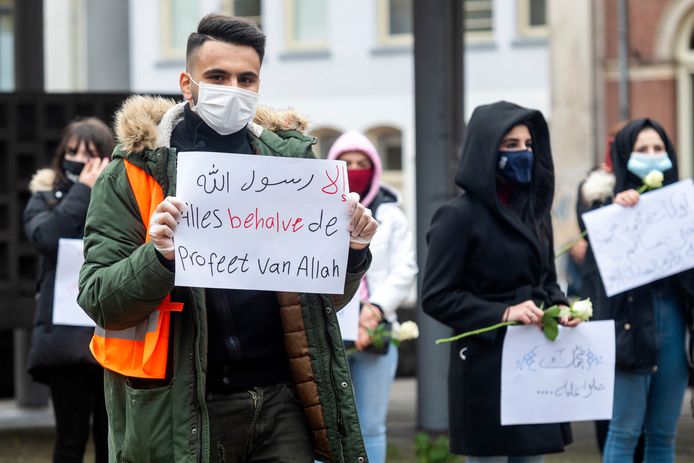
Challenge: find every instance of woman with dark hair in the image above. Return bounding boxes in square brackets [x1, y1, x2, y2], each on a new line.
[585, 119, 693, 463]
[422, 101, 579, 462]
[23, 117, 113, 463]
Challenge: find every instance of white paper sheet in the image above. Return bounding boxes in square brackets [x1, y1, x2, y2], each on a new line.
[52, 238, 94, 327]
[582, 179, 694, 296]
[501, 321, 615, 425]
[174, 152, 350, 293]
[337, 293, 360, 341]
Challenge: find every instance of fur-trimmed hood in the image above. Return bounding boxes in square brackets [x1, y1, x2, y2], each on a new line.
[29, 169, 55, 193]
[580, 168, 615, 206]
[114, 95, 310, 153]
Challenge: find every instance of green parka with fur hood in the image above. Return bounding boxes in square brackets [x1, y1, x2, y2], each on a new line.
[77, 96, 370, 463]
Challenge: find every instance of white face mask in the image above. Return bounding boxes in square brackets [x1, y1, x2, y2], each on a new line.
[188, 74, 258, 135]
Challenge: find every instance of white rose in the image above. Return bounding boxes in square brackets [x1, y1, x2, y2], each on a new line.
[570, 298, 593, 321]
[643, 170, 664, 189]
[558, 305, 571, 319]
[393, 321, 419, 341]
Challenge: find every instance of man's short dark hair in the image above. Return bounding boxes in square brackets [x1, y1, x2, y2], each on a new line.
[186, 14, 266, 70]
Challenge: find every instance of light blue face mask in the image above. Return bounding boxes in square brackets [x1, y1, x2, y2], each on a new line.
[626, 152, 672, 179]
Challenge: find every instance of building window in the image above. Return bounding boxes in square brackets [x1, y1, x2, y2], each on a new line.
[465, 0, 493, 40]
[376, 1, 494, 45]
[286, 0, 328, 50]
[0, 0, 14, 92]
[311, 128, 342, 159]
[517, 0, 548, 37]
[378, 0, 412, 46]
[223, 0, 262, 28]
[366, 127, 403, 171]
[0, 0, 13, 90]
[160, 0, 199, 59]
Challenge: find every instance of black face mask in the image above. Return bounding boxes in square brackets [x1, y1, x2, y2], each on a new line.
[62, 159, 86, 183]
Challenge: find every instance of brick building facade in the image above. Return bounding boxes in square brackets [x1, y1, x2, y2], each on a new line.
[602, 0, 694, 176]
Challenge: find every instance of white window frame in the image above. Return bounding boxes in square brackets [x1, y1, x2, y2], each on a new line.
[160, 0, 200, 60]
[310, 127, 343, 159]
[366, 126, 404, 172]
[222, 0, 262, 28]
[465, 0, 493, 43]
[285, 0, 328, 51]
[517, 0, 548, 38]
[377, 0, 413, 46]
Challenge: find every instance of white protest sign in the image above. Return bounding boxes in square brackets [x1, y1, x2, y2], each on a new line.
[175, 152, 351, 293]
[582, 179, 694, 296]
[501, 321, 615, 425]
[337, 293, 360, 341]
[52, 238, 94, 327]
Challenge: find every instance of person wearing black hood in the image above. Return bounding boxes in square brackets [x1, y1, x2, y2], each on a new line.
[581, 119, 693, 463]
[422, 101, 579, 461]
[23, 117, 112, 462]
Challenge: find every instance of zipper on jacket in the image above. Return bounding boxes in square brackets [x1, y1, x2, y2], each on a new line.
[307, 293, 345, 446]
[162, 149, 171, 196]
[249, 390, 258, 409]
[188, 287, 205, 463]
[320, 296, 344, 438]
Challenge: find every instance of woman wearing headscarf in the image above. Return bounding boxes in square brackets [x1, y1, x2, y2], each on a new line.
[422, 101, 579, 462]
[583, 118, 693, 463]
[327, 131, 418, 463]
[23, 117, 113, 462]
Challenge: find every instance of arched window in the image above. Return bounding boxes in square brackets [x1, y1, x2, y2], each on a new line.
[310, 127, 342, 159]
[365, 126, 403, 171]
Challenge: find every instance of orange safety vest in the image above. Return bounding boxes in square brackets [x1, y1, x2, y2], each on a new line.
[89, 160, 183, 379]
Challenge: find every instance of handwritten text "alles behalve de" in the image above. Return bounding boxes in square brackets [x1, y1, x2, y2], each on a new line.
[180, 204, 340, 237]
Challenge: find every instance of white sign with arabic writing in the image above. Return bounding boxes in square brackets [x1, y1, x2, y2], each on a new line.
[53, 238, 95, 327]
[174, 152, 351, 293]
[500, 321, 615, 425]
[582, 179, 694, 297]
[337, 292, 360, 341]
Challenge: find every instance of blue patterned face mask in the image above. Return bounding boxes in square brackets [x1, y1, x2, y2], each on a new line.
[626, 152, 672, 179]
[497, 150, 534, 184]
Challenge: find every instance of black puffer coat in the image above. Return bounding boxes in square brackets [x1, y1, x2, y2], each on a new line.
[422, 101, 572, 456]
[23, 169, 98, 384]
[579, 118, 694, 373]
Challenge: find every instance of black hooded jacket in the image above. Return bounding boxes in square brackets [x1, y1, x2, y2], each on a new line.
[583, 118, 694, 372]
[23, 170, 99, 383]
[422, 101, 571, 456]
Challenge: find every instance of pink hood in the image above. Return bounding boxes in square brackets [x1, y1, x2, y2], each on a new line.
[326, 130, 382, 207]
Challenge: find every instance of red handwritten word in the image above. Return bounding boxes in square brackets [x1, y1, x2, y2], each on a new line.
[322, 166, 339, 195]
[227, 207, 304, 233]
[322, 164, 348, 202]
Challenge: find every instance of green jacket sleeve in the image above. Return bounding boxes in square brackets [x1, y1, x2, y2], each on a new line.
[77, 161, 175, 330]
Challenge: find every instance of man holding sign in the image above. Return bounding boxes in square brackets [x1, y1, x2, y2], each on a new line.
[78, 15, 376, 463]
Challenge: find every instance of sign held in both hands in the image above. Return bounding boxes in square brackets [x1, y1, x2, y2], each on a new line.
[582, 179, 694, 297]
[174, 152, 351, 293]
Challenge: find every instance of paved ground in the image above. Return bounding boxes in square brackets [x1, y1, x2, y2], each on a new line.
[1, 378, 693, 462]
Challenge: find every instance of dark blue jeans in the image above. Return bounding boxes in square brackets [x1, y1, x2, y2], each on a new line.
[603, 291, 689, 463]
[207, 382, 314, 463]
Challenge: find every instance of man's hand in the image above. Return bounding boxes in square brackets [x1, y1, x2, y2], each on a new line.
[79, 157, 110, 188]
[149, 196, 187, 260]
[346, 192, 378, 250]
[355, 303, 382, 351]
